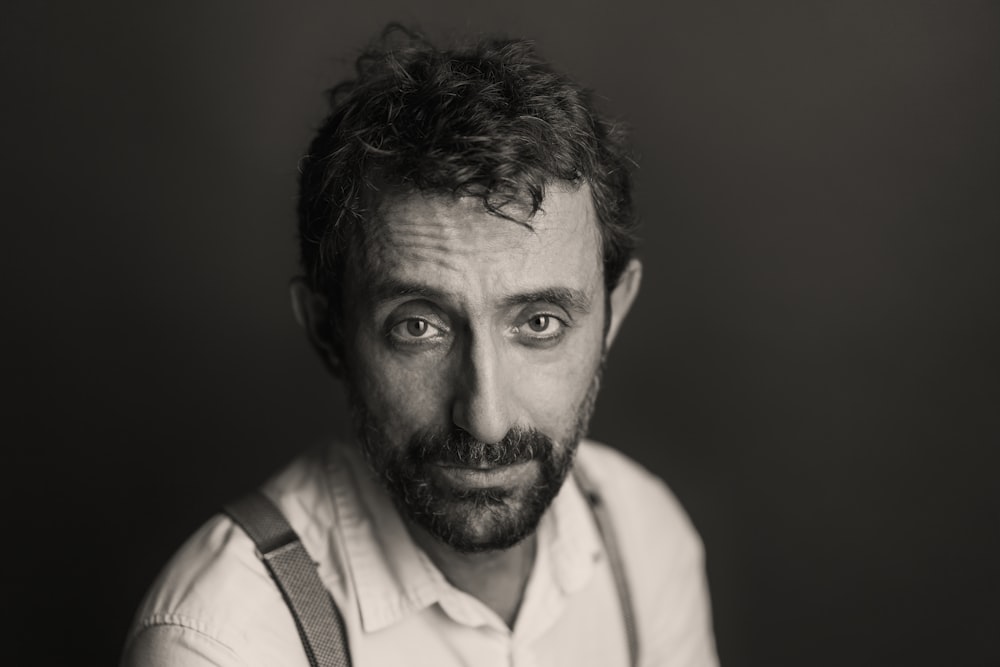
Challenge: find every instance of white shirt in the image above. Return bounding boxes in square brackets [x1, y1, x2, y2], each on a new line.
[122, 440, 718, 666]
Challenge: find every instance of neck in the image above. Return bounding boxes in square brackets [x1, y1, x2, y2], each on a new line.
[407, 525, 537, 628]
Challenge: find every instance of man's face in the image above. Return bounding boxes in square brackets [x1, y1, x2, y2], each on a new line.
[341, 185, 608, 553]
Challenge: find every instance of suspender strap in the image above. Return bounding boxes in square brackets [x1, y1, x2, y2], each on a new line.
[224, 491, 352, 667]
[573, 465, 640, 667]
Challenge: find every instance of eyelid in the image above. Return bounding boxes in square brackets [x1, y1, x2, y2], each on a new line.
[516, 303, 573, 326]
[382, 299, 449, 328]
[388, 314, 449, 334]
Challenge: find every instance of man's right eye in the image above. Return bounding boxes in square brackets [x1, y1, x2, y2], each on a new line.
[388, 317, 445, 344]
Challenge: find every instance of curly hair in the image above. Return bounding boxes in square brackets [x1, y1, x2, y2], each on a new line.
[297, 25, 637, 311]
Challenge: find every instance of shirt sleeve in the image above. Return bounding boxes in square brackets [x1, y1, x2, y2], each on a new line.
[121, 618, 241, 667]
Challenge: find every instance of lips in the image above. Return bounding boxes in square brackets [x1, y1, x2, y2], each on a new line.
[428, 460, 536, 488]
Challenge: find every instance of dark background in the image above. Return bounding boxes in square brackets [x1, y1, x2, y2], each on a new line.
[6, 1, 999, 664]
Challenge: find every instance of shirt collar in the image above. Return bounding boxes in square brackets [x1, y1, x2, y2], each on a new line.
[326, 442, 604, 634]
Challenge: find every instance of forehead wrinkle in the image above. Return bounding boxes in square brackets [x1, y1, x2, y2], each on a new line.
[378, 192, 539, 249]
[364, 219, 466, 276]
[369, 277, 455, 307]
[356, 187, 603, 312]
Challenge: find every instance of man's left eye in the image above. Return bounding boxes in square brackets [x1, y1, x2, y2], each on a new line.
[517, 313, 566, 342]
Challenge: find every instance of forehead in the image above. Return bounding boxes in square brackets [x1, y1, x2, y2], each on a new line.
[354, 185, 604, 303]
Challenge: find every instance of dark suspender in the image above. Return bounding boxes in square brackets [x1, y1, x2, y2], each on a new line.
[225, 463, 638, 667]
[224, 493, 352, 667]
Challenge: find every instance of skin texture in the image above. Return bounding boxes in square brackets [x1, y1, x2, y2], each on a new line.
[348, 184, 605, 451]
[293, 183, 641, 625]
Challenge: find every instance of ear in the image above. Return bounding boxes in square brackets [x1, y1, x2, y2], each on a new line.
[604, 258, 642, 349]
[289, 277, 344, 377]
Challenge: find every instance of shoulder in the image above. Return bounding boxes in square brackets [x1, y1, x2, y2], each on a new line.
[121, 446, 342, 666]
[576, 440, 719, 666]
[574, 441, 706, 599]
[576, 439, 703, 561]
[121, 513, 308, 666]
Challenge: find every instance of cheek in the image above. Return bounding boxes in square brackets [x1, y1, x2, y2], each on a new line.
[352, 340, 451, 438]
[518, 326, 604, 429]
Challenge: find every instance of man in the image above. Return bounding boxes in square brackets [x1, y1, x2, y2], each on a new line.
[123, 27, 718, 666]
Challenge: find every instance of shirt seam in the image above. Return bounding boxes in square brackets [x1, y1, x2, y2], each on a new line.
[128, 612, 240, 659]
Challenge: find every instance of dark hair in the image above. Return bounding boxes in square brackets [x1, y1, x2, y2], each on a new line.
[297, 25, 637, 310]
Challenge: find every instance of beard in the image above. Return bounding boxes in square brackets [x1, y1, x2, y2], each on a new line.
[350, 367, 603, 554]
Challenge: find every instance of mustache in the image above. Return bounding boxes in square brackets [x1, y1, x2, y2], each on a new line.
[409, 426, 553, 467]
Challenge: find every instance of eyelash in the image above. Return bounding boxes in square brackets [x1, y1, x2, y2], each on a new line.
[385, 312, 571, 350]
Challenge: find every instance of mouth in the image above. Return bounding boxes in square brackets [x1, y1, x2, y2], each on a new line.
[428, 460, 536, 488]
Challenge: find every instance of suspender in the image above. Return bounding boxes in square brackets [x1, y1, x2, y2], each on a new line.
[224, 493, 352, 667]
[573, 464, 640, 667]
[225, 462, 638, 667]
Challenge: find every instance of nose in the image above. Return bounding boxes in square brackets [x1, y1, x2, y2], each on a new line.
[451, 332, 515, 444]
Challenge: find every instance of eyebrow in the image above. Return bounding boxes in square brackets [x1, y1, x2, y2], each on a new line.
[371, 279, 450, 305]
[502, 287, 592, 314]
[370, 279, 592, 314]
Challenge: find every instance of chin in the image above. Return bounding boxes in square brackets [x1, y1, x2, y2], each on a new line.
[420, 493, 543, 554]
[403, 461, 566, 554]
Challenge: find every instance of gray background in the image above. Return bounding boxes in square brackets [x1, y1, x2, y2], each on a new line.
[5, 1, 999, 664]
